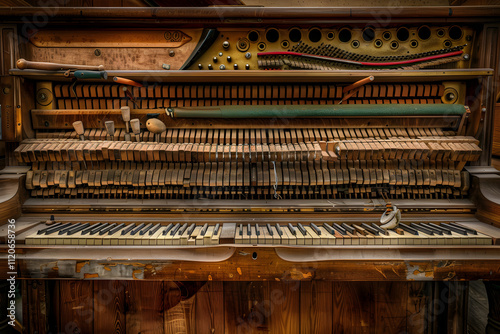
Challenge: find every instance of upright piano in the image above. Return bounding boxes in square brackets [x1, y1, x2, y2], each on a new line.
[1, 5, 500, 333]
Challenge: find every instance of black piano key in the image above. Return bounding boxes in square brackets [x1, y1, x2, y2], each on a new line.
[310, 223, 321, 236]
[139, 223, 154, 235]
[59, 223, 81, 235]
[121, 224, 136, 235]
[247, 224, 252, 236]
[187, 223, 196, 236]
[322, 223, 335, 235]
[162, 223, 175, 235]
[81, 223, 100, 235]
[109, 223, 125, 235]
[149, 224, 162, 235]
[399, 223, 419, 236]
[449, 222, 477, 235]
[239, 224, 243, 236]
[169, 223, 181, 236]
[200, 223, 209, 236]
[266, 223, 274, 236]
[287, 223, 297, 235]
[421, 223, 443, 235]
[360, 223, 379, 236]
[297, 223, 307, 236]
[213, 223, 220, 235]
[90, 223, 108, 236]
[44, 222, 72, 235]
[57, 223, 80, 235]
[332, 223, 347, 235]
[340, 223, 355, 234]
[409, 223, 434, 236]
[275, 223, 283, 236]
[130, 223, 146, 235]
[177, 223, 188, 236]
[99, 223, 116, 235]
[428, 223, 451, 235]
[439, 223, 468, 236]
[370, 223, 387, 235]
[37, 222, 62, 235]
[255, 224, 260, 236]
[67, 223, 91, 235]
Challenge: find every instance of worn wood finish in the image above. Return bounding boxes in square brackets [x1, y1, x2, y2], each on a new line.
[93, 280, 126, 333]
[0, 175, 24, 225]
[59, 280, 94, 334]
[23, 29, 202, 71]
[125, 280, 164, 334]
[300, 281, 333, 334]
[471, 174, 500, 227]
[15, 279, 475, 334]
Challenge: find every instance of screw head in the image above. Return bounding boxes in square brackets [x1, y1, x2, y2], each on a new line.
[219, 64, 226, 70]
[245, 52, 252, 59]
[169, 50, 175, 57]
[222, 41, 230, 49]
[94, 49, 101, 57]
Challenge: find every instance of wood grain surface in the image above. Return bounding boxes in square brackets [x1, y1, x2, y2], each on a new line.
[20, 280, 474, 334]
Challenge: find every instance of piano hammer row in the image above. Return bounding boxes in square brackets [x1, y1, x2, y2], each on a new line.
[28, 184, 467, 199]
[25, 166, 470, 190]
[53, 83, 445, 100]
[15, 136, 480, 164]
[35, 127, 452, 143]
[55, 98, 446, 110]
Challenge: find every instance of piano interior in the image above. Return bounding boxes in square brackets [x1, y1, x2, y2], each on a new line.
[0, 4, 500, 333]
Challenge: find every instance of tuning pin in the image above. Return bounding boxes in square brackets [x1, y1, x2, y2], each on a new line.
[72, 121, 85, 141]
[121, 106, 131, 141]
[130, 118, 141, 142]
[146, 118, 166, 143]
[105, 120, 115, 141]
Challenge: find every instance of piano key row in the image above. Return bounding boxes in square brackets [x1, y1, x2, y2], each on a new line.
[25, 222, 491, 246]
[235, 222, 491, 246]
[26, 222, 222, 246]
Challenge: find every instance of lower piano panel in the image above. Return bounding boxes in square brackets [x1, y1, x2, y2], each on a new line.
[16, 279, 474, 334]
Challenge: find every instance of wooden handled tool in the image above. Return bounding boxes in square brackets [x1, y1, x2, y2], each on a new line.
[105, 121, 115, 141]
[72, 121, 85, 141]
[113, 76, 143, 87]
[146, 118, 166, 142]
[121, 106, 131, 141]
[16, 58, 104, 71]
[130, 119, 141, 142]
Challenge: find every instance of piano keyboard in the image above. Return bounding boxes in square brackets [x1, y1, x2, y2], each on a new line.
[25, 221, 492, 246]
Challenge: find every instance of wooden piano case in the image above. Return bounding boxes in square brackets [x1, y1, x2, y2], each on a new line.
[1, 5, 500, 334]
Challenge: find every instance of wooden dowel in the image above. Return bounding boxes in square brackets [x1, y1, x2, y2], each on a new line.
[16, 58, 104, 71]
[113, 76, 143, 87]
[343, 75, 374, 94]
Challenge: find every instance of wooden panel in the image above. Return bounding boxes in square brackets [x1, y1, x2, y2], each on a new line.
[269, 281, 300, 334]
[59, 281, 94, 334]
[164, 281, 189, 333]
[300, 281, 332, 334]
[93, 280, 126, 333]
[406, 282, 433, 333]
[492, 103, 500, 156]
[125, 280, 164, 334]
[224, 281, 270, 333]
[332, 282, 407, 333]
[194, 281, 225, 334]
